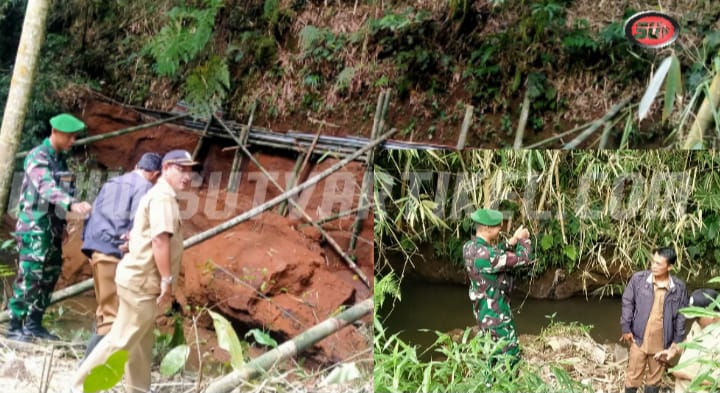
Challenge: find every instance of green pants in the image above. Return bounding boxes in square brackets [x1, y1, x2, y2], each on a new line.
[8, 232, 63, 320]
[473, 294, 521, 364]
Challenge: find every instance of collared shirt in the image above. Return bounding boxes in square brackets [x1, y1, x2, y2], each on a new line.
[15, 137, 74, 236]
[640, 279, 668, 354]
[81, 171, 153, 259]
[115, 177, 183, 295]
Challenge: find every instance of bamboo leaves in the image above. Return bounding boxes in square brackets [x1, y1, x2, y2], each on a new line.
[638, 55, 683, 122]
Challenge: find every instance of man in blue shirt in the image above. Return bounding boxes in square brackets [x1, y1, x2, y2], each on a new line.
[80, 152, 161, 360]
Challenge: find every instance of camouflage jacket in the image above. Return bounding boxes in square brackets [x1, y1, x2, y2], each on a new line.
[463, 236, 532, 302]
[15, 138, 75, 236]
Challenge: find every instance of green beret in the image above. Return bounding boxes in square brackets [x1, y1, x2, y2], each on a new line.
[471, 208, 503, 226]
[49, 113, 86, 133]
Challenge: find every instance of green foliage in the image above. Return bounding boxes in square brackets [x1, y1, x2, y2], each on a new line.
[160, 344, 190, 377]
[145, 0, 224, 77]
[184, 55, 230, 119]
[374, 272, 401, 309]
[209, 309, 245, 370]
[263, 0, 280, 28]
[562, 20, 597, 54]
[246, 328, 278, 348]
[83, 350, 129, 393]
[374, 321, 591, 393]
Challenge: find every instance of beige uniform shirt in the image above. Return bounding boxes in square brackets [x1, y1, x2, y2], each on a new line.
[115, 177, 183, 295]
[675, 321, 720, 393]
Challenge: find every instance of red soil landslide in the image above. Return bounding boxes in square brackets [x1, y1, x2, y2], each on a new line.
[57, 100, 373, 365]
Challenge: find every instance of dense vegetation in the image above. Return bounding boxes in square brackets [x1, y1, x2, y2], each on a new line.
[2, 0, 720, 148]
[374, 150, 720, 287]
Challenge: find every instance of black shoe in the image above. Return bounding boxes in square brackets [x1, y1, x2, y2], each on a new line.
[23, 311, 60, 341]
[5, 317, 32, 342]
[644, 386, 660, 393]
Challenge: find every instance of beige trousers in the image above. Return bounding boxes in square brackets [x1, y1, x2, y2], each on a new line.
[90, 251, 120, 335]
[625, 342, 665, 388]
[73, 285, 157, 393]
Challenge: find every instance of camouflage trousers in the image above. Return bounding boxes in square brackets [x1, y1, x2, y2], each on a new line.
[472, 295, 520, 366]
[8, 232, 63, 320]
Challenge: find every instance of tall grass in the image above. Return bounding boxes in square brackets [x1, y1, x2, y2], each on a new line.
[374, 273, 593, 393]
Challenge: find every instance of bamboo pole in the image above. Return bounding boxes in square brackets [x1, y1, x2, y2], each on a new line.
[192, 115, 213, 160]
[0, 278, 94, 323]
[348, 91, 387, 254]
[300, 207, 362, 228]
[183, 127, 396, 249]
[279, 154, 304, 217]
[683, 74, 720, 149]
[456, 105, 473, 150]
[562, 97, 632, 149]
[513, 89, 531, 149]
[228, 106, 255, 193]
[203, 298, 373, 393]
[15, 114, 189, 159]
[213, 115, 371, 287]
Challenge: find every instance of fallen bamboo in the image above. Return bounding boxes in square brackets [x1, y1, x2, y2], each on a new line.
[0, 278, 94, 323]
[15, 114, 189, 159]
[183, 127, 397, 249]
[562, 97, 632, 149]
[300, 207, 362, 227]
[203, 298, 373, 393]
[213, 115, 371, 287]
[513, 88, 531, 149]
[191, 115, 213, 160]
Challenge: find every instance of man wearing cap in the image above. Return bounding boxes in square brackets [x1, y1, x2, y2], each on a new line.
[72, 149, 197, 393]
[79, 152, 162, 361]
[5, 113, 92, 342]
[463, 208, 532, 368]
[653, 288, 719, 393]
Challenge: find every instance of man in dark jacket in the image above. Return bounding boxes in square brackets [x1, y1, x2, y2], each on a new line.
[80, 152, 161, 360]
[620, 247, 688, 393]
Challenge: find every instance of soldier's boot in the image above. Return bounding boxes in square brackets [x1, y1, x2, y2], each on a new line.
[624, 387, 638, 393]
[23, 311, 60, 340]
[6, 316, 32, 342]
[644, 386, 660, 393]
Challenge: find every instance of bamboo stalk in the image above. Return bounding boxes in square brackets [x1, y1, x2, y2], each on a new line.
[228, 106, 255, 192]
[213, 115, 371, 287]
[203, 298, 373, 393]
[281, 129, 322, 216]
[349, 91, 387, 254]
[278, 154, 304, 217]
[683, 74, 720, 149]
[191, 115, 213, 160]
[15, 114, 189, 159]
[562, 97, 632, 149]
[300, 207, 362, 227]
[513, 89, 531, 149]
[456, 104, 474, 150]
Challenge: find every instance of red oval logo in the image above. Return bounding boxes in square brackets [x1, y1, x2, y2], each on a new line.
[624, 11, 679, 49]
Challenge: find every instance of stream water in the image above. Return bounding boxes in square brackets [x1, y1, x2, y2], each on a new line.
[379, 277, 623, 355]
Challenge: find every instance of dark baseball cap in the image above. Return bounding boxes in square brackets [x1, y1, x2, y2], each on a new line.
[136, 153, 162, 171]
[689, 288, 719, 310]
[162, 149, 199, 166]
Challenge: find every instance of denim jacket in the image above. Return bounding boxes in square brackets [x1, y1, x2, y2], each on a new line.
[620, 270, 688, 348]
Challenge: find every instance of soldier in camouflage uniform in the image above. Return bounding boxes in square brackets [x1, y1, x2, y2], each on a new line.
[463, 208, 533, 368]
[6, 113, 92, 342]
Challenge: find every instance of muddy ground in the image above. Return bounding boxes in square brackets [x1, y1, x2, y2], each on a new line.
[1, 98, 374, 389]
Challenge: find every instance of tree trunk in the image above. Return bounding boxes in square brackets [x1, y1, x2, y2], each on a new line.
[203, 298, 373, 393]
[0, 0, 50, 215]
